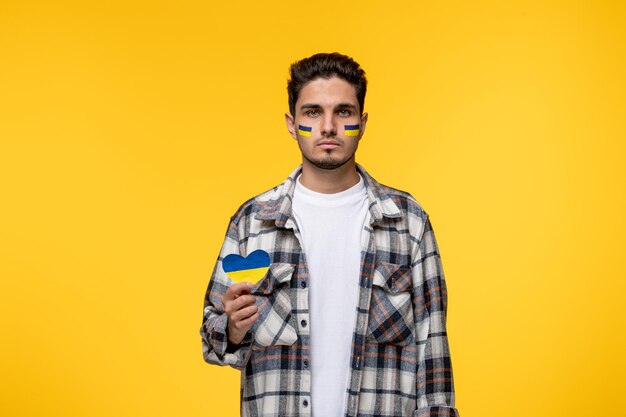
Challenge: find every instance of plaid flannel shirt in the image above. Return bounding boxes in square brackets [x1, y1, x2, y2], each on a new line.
[200, 163, 460, 417]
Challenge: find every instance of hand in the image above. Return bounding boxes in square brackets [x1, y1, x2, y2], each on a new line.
[222, 282, 259, 345]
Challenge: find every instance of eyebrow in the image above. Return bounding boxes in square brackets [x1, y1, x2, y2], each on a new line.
[299, 103, 358, 111]
[300, 104, 322, 111]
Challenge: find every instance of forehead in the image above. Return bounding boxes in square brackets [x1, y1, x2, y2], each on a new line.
[297, 76, 358, 107]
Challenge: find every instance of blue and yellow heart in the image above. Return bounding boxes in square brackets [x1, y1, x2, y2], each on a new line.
[222, 249, 270, 283]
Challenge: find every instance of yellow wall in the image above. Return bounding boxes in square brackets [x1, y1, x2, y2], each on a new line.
[1, 1, 624, 416]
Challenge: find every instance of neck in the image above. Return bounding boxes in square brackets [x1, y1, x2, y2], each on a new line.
[298, 157, 360, 194]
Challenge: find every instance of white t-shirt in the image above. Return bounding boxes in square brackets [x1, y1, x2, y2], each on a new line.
[291, 172, 369, 417]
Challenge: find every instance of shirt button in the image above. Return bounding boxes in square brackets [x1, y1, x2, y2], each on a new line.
[303, 359, 309, 368]
[303, 399, 309, 407]
[300, 320, 307, 327]
[300, 281, 306, 288]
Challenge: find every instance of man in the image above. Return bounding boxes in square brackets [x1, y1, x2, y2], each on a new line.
[200, 52, 460, 417]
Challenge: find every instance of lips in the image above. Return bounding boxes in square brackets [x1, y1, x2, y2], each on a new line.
[319, 141, 340, 150]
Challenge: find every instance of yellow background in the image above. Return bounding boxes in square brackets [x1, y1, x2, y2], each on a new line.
[1, 1, 624, 416]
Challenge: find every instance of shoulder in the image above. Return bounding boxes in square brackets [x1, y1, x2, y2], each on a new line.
[228, 181, 287, 224]
[376, 181, 429, 221]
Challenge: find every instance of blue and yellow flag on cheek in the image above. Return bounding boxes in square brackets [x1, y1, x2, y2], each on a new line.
[344, 124, 360, 137]
[222, 249, 270, 283]
[298, 125, 312, 137]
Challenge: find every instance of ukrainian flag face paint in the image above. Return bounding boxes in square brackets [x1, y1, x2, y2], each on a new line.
[222, 249, 270, 283]
[298, 125, 313, 137]
[344, 124, 360, 137]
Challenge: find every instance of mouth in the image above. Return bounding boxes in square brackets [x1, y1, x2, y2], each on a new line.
[318, 141, 340, 150]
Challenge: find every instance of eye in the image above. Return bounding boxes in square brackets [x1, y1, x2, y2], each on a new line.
[338, 109, 352, 117]
[306, 110, 320, 117]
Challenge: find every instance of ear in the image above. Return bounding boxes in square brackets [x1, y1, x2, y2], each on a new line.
[358, 112, 369, 139]
[285, 112, 297, 140]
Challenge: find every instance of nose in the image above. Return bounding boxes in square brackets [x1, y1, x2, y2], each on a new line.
[319, 114, 337, 137]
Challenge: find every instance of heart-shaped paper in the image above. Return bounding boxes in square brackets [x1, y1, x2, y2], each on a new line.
[222, 249, 271, 283]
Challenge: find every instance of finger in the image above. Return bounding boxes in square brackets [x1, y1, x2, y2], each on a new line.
[236, 311, 259, 330]
[230, 304, 259, 323]
[224, 294, 257, 315]
[223, 282, 253, 302]
[228, 294, 258, 312]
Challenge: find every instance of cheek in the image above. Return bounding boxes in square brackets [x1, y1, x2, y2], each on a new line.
[342, 123, 361, 137]
[296, 123, 315, 138]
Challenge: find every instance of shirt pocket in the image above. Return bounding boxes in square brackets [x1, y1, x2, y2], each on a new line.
[366, 261, 415, 346]
[250, 262, 298, 348]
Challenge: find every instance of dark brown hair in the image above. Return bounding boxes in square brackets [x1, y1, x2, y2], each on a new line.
[287, 52, 367, 116]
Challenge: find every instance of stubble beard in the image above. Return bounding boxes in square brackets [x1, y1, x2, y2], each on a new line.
[303, 149, 355, 170]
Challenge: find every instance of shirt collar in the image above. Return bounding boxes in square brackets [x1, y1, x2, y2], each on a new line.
[254, 163, 402, 227]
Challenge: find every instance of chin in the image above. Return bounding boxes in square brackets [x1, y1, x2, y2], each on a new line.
[306, 154, 353, 170]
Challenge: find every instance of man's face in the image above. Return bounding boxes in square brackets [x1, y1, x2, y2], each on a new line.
[286, 76, 368, 170]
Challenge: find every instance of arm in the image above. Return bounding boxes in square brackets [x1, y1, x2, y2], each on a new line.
[199, 217, 253, 370]
[413, 215, 460, 417]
